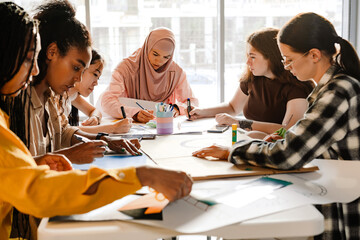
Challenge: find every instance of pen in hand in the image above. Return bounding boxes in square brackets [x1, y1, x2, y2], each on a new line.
[74, 134, 117, 153]
[136, 101, 145, 110]
[74, 134, 91, 143]
[121, 106, 127, 119]
[187, 98, 191, 119]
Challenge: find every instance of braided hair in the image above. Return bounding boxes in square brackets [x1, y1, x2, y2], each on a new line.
[0, 3, 39, 240]
[0, 1, 37, 144]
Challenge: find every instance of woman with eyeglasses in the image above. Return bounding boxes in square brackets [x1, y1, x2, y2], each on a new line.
[189, 28, 314, 139]
[193, 12, 360, 239]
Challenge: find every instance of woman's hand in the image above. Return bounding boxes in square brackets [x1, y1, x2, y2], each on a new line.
[192, 144, 230, 160]
[56, 141, 107, 164]
[263, 133, 283, 142]
[81, 115, 100, 126]
[34, 153, 73, 171]
[136, 166, 193, 202]
[188, 107, 206, 120]
[133, 110, 155, 123]
[215, 113, 238, 126]
[104, 136, 141, 155]
[110, 118, 132, 134]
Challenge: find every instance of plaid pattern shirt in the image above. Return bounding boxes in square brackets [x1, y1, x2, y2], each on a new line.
[229, 66, 360, 239]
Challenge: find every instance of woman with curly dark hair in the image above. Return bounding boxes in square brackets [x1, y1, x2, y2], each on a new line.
[0, 3, 192, 240]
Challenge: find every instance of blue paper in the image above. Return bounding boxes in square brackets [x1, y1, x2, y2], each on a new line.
[72, 154, 148, 170]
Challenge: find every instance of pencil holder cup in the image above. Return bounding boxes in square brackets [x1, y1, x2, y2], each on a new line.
[156, 111, 173, 135]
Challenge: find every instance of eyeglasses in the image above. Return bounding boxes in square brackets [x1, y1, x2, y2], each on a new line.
[281, 51, 309, 69]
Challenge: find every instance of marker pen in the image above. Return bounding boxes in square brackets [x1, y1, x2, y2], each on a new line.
[187, 98, 191, 119]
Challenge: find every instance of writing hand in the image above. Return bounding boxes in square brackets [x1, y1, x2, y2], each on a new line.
[134, 110, 155, 123]
[136, 166, 193, 202]
[104, 136, 141, 156]
[34, 153, 73, 171]
[110, 118, 132, 134]
[56, 141, 107, 164]
[188, 107, 204, 120]
[192, 144, 230, 160]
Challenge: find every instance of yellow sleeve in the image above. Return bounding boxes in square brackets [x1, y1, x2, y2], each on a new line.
[0, 166, 142, 218]
[0, 116, 142, 218]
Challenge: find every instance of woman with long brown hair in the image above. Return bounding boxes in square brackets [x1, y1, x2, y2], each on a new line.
[190, 28, 314, 138]
[193, 13, 360, 239]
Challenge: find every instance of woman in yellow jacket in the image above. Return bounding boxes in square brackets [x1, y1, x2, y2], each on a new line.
[0, 2, 192, 240]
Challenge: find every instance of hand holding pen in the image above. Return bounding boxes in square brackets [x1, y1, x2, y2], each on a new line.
[186, 98, 192, 120]
[133, 101, 155, 123]
[54, 135, 107, 164]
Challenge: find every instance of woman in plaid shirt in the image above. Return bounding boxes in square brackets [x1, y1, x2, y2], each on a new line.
[193, 12, 360, 239]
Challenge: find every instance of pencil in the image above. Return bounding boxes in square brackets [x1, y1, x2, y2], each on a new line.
[136, 101, 145, 110]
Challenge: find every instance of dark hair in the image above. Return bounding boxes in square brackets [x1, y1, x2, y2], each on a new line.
[0, 2, 37, 91]
[0, 3, 38, 239]
[68, 49, 104, 126]
[0, 2, 37, 146]
[91, 49, 105, 65]
[241, 28, 314, 92]
[278, 12, 360, 80]
[33, 0, 91, 86]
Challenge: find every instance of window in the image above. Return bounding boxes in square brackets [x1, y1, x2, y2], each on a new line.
[223, 0, 343, 102]
[88, 0, 343, 107]
[88, 0, 218, 106]
[7, 0, 345, 108]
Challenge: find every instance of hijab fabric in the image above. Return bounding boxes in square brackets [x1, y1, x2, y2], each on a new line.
[121, 27, 180, 101]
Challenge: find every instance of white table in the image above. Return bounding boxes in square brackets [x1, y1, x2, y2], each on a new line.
[38, 118, 325, 239]
[38, 204, 323, 240]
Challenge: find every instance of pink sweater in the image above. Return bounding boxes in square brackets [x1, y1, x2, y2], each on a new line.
[100, 67, 198, 118]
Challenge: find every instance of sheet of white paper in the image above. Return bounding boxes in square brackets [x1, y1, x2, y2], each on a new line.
[173, 117, 215, 133]
[190, 159, 360, 206]
[212, 177, 291, 208]
[50, 157, 360, 233]
[50, 186, 309, 233]
[50, 195, 138, 222]
[131, 188, 309, 233]
[141, 131, 233, 159]
[270, 159, 360, 204]
[119, 97, 158, 112]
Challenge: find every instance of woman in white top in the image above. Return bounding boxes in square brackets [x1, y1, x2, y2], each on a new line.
[60, 49, 131, 134]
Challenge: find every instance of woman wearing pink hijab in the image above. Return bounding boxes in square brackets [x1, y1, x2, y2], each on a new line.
[100, 27, 199, 123]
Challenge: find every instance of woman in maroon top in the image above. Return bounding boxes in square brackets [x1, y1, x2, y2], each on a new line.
[189, 28, 314, 138]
